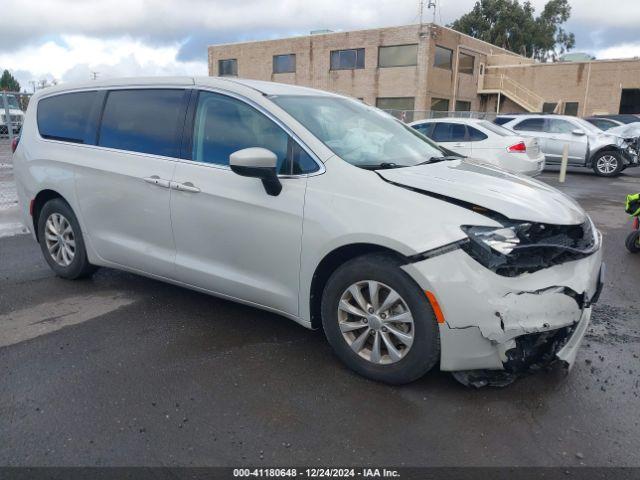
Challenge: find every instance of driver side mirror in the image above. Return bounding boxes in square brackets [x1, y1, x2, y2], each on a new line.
[229, 148, 282, 196]
[572, 129, 586, 136]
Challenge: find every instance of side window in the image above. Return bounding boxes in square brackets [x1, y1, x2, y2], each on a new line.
[37, 91, 97, 143]
[412, 123, 432, 137]
[98, 89, 185, 157]
[513, 118, 545, 132]
[467, 126, 488, 141]
[191, 91, 318, 175]
[547, 119, 576, 134]
[431, 123, 466, 142]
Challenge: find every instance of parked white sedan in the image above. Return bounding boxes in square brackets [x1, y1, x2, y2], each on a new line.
[410, 118, 545, 176]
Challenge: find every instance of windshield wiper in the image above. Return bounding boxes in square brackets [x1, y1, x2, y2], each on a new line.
[358, 162, 405, 170]
[417, 155, 461, 166]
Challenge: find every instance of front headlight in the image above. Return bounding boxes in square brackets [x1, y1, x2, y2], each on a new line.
[460, 220, 598, 277]
[461, 225, 528, 255]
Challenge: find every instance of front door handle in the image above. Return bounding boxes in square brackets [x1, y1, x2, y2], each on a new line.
[143, 175, 171, 188]
[172, 181, 201, 193]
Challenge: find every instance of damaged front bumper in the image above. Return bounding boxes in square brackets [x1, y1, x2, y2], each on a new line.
[401, 240, 603, 385]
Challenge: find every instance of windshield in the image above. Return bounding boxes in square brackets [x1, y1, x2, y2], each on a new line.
[269, 95, 447, 168]
[5, 95, 20, 109]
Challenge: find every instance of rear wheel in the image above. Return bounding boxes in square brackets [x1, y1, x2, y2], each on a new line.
[37, 198, 97, 279]
[321, 253, 440, 384]
[626, 231, 640, 253]
[592, 151, 624, 177]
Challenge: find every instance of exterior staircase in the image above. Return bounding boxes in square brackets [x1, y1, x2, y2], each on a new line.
[478, 73, 544, 113]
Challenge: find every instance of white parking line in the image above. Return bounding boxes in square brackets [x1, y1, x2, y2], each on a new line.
[0, 292, 135, 348]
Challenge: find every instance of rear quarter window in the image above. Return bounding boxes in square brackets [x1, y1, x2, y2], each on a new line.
[37, 91, 98, 143]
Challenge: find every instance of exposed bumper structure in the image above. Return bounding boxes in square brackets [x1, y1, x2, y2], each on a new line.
[402, 242, 603, 384]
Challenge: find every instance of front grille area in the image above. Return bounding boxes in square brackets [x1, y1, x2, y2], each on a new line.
[504, 325, 577, 373]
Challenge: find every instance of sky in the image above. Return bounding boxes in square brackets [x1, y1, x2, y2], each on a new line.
[1, 0, 639, 91]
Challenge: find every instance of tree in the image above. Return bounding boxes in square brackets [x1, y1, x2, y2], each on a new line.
[0, 70, 20, 92]
[449, 0, 575, 62]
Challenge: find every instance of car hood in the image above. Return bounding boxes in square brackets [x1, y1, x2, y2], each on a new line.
[377, 159, 586, 225]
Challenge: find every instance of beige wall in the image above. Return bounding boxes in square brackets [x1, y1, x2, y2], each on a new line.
[208, 23, 640, 116]
[208, 24, 518, 112]
[490, 59, 640, 115]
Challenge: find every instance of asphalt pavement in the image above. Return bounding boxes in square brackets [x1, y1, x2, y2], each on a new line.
[1, 153, 639, 467]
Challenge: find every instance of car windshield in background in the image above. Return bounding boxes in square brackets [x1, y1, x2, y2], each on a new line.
[269, 95, 447, 168]
[478, 120, 513, 136]
[6, 95, 20, 109]
[574, 117, 602, 134]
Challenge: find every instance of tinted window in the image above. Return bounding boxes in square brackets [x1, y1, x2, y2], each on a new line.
[467, 126, 488, 141]
[192, 91, 317, 174]
[455, 100, 471, 112]
[330, 48, 365, 70]
[412, 123, 431, 136]
[547, 118, 576, 134]
[376, 97, 415, 121]
[98, 89, 185, 157]
[37, 91, 97, 143]
[458, 52, 475, 74]
[513, 118, 545, 132]
[432, 123, 466, 142]
[494, 117, 513, 126]
[542, 102, 558, 113]
[434, 45, 453, 70]
[378, 45, 418, 68]
[273, 54, 296, 73]
[431, 98, 449, 112]
[587, 119, 617, 131]
[219, 59, 237, 76]
[564, 102, 579, 116]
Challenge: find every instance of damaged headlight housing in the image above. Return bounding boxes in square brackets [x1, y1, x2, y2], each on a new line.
[460, 219, 599, 277]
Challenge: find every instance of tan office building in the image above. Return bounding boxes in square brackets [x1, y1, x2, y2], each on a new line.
[208, 23, 640, 118]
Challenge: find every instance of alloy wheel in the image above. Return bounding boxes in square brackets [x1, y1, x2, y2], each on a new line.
[44, 213, 76, 267]
[596, 155, 618, 174]
[337, 281, 414, 365]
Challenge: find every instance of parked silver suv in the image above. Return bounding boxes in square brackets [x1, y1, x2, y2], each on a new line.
[496, 114, 639, 177]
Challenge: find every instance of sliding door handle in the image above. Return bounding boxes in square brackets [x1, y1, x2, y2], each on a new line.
[143, 176, 171, 188]
[172, 181, 201, 193]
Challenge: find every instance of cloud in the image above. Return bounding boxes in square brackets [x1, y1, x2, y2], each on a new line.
[1, 0, 639, 90]
[595, 42, 640, 60]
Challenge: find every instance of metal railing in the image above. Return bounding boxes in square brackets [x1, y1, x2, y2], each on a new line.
[1, 91, 31, 141]
[478, 74, 544, 112]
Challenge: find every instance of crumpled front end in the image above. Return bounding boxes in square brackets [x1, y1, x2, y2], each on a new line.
[402, 230, 603, 387]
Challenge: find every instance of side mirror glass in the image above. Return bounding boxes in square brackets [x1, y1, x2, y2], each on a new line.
[229, 148, 282, 196]
[572, 129, 586, 136]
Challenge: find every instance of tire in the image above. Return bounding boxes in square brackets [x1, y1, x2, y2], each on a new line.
[37, 198, 97, 279]
[626, 231, 640, 254]
[592, 151, 624, 177]
[321, 253, 440, 384]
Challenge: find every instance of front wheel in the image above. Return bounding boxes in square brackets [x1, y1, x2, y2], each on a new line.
[321, 253, 440, 384]
[626, 231, 640, 253]
[592, 151, 624, 177]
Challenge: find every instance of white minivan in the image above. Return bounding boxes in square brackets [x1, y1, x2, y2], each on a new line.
[13, 77, 604, 386]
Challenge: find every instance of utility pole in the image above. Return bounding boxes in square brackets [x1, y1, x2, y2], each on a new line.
[428, 0, 437, 24]
[90, 71, 99, 81]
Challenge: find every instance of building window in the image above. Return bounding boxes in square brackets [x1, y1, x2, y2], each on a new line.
[376, 97, 415, 121]
[564, 102, 579, 116]
[455, 100, 471, 112]
[458, 52, 475, 75]
[378, 44, 418, 68]
[273, 54, 296, 74]
[330, 48, 365, 70]
[431, 98, 450, 112]
[434, 45, 453, 70]
[542, 102, 558, 113]
[218, 59, 237, 77]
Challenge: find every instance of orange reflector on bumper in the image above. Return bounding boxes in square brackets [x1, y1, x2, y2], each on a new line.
[425, 291, 445, 324]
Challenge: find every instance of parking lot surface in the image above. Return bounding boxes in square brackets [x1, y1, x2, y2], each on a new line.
[1, 143, 639, 466]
